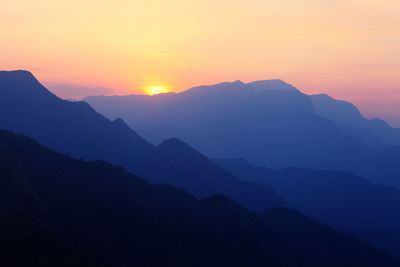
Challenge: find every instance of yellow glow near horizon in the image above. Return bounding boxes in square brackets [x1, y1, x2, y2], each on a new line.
[1, 0, 400, 123]
[145, 86, 171, 95]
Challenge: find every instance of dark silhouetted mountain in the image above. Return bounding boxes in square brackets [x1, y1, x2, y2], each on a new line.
[215, 158, 400, 257]
[0, 70, 153, 171]
[137, 138, 288, 212]
[84, 80, 373, 170]
[311, 93, 400, 148]
[352, 145, 400, 189]
[0, 130, 397, 266]
[0, 70, 287, 212]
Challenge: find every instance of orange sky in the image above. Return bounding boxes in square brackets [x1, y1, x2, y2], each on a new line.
[1, 0, 399, 125]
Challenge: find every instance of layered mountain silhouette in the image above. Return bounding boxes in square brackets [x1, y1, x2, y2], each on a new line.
[84, 80, 370, 169]
[0, 130, 396, 266]
[138, 138, 287, 212]
[311, 93, 400, 148]
[248, 79, 300, 92]
[84, 79, 400, 188]
[3, 70, 400, 263]
[215, 158, 400, 257]
[0, 70, 286, 212]
[0, 70, 153, 169]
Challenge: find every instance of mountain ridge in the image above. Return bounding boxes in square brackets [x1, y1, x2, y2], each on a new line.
[215, 158, 400, 257]
[84, 78, 400, 189]
[0, 70, 287, 213]
[0, 129, 396, 266]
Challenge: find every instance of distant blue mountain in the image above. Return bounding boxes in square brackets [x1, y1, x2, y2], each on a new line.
[311, 93, 400, 148]
[248, 79, 300, 92]
[0, 70, 153, 169]
[84, 79, 400, 188]
[84, 80, 369, 169]
[2, 70, 400, 263]
[0, 129, 394, 266]
[0, 70, 286, 212]
[139, 138, 287, 212]
[215, 158, 400, 257]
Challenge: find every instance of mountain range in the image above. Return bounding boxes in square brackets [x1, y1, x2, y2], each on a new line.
[2, 130, 394, 266]
[84, 79, 400, 189]
[0, 70, 286, 212]
[215, 158, 400, 257]
[1, 70, 400, 265]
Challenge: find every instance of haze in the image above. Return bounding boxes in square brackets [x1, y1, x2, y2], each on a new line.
[1, 0, 399, 125]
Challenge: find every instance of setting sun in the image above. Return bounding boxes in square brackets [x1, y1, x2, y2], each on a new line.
[145, 86, 171, 95]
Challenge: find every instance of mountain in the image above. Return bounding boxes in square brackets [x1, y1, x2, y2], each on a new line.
[0, 70, 286, 212]
[84, 80, 373, 170]
[309, 94, 400, 187]
[84, 79, 400, 188]
[352, 145, 400, 189]
[215, 158, 400, 257]
[0, 70, 153, 172]
[248, 79, 300, 92]
[311, 93, 400, 148]
[137, 138, 288, 212]
[0, 130, 396, 266]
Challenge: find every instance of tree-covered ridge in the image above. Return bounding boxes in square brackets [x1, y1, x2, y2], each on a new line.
[0, 130, 396, 266]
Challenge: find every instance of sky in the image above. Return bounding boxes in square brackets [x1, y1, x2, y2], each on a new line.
[1, 0, 399, 125]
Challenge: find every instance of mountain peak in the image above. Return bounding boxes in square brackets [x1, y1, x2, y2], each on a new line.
[112, 118, 129, 127]
[0, 70, 41, 86]
[0, 69, 35, 78]
[247, 79, 300, 93]
[157, 138, 196, 154]
[182, 80, 248, 96]
[0, 70, 57, 101]
[233, 80, 244, 84]
[311, 93, 333, 100]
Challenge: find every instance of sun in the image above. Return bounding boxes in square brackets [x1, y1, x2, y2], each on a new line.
[145, 85, 171, 95]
